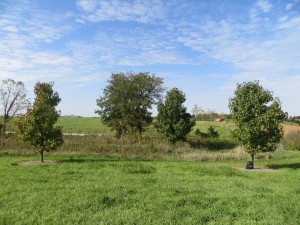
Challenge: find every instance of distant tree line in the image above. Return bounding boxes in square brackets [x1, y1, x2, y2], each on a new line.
[285, 116, 300, 125]
[191, 105, 232, 121]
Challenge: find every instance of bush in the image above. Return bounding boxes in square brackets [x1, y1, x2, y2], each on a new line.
[188, 136, 238, 150]
[194, 126, 219, 138]
[282, 132, 300, 150]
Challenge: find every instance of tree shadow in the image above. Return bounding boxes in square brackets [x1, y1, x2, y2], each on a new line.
[58, 158, 121, 164]
[266, 163, 300, 170]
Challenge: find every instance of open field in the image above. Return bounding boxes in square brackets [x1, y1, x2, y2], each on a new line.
[56, 117, 112, 134]
[2, 118, 300, 158]
[1, 117, 299, 224]
[4, 116, 300, 136]
[1, 152, 300, 225]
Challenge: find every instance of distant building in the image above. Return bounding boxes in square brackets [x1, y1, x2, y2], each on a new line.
[215, 117, 224, 122]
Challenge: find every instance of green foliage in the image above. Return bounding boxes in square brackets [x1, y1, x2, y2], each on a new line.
[207, 126, 219, 138]
[0, 79, 30, 132]
[229, 81, 286, 166]
[16, 82, 63, 162]
[195, 126, 219, 138]
[191, 126, 236, 150]
[155, 88, 195, 143]
[188, 136, 238, 150]
[96, 72, 164, 138]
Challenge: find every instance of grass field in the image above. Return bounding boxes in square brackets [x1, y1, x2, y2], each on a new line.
[56, 117, 112, 134]
[1, 152, 300, 225]
[1, 118, 300, 224]
[5, 116, 299, 136]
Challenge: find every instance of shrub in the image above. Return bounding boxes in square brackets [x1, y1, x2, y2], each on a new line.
[188, 136, 238, 150]
[194, 126, 219, 138]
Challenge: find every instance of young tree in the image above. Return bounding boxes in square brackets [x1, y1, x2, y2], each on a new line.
[155, 88, 195, 144]
[96, 72, 164, 138]
[228, 81, 286, 168]
[0, 79, 30, 133]
[16, 82, 63, 162]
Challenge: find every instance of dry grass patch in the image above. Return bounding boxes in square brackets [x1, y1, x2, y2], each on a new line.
[282, 124, 300, 135]
[18, 160, 59, 166]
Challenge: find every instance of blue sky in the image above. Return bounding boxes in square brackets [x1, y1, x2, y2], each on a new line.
[0, 0, 300, 116]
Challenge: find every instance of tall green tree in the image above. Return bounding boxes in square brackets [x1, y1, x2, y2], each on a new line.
[155, 88, 195, 144]
[96, 72, 164, 138]
[16, 82, 63, 162]
[0, 79, 30, 133]
[229, 81, 286, 168]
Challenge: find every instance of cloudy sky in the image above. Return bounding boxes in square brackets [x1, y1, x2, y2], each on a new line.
[0, 0, 299, 116]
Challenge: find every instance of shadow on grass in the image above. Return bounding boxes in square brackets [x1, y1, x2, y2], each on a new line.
[266, 163, 300, 170]
[58, 157, 152, 164]
[58, 157, 121, 163]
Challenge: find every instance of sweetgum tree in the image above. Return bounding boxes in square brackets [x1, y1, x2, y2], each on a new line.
[229, 81, 286, 168]
[155, 88, 195, 144]
[16, 82, 63, 162]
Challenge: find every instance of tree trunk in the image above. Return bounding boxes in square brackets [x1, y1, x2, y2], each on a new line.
[2, 115, 9, 133]
[40, 150, 44, 163]
[251, 153, 255, 169]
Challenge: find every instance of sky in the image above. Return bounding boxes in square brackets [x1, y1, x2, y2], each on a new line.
[0, 0, 300, 117]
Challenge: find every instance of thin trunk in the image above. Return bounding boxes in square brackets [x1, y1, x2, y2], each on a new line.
[40, 150, 44, 163]
[1, 123, 6, 133]
[2, 114, 11, 133]
[251, 153, 255, 169]
[2, 117, 7, 133]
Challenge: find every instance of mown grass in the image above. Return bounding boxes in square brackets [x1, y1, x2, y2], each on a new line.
[3, 116, 112, 134]
[1, 118, 299, 224]
[1, 153, 299, 225]
[56, 117, 112, 134]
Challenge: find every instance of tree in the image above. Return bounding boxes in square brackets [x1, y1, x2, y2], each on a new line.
[228, 81, 286, 168]
[155, 88, 195, 144]
[95, 72, 164, 138]
[191, 105, 204, 120]
[0, 79, 30, 133]
[16, 82, 63, 162]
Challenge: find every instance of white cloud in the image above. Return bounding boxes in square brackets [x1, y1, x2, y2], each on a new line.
[256, 0, 272, 13]
[69, 28, 193, 67]
[76, 0, 165, 23]
[1, 0, 299, 116]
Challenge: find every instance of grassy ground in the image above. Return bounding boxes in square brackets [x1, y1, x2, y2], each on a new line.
[1, 152, 299, 225]
[1, 118, 299, 224]
[3, 117, 112, 134]
[192, 121, 235, 138]
[56, 117, 112, 134]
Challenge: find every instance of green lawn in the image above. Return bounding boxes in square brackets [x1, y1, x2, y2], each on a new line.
[1, 153, 299, 225]
[56, 117, 112, 134]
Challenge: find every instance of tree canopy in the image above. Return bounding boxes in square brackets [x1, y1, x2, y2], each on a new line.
[96, 72, 164, 138]
[16, 82, 63, 162]
[155, 88, 195, 144]
[0, 79, 30, 133]
[228, 81, 286, 168]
